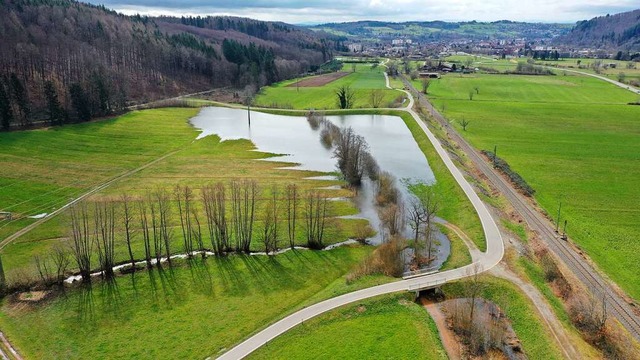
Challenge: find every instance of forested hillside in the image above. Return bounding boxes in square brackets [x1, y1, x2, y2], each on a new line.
[556, 9, 640, 51]
[310, 20, 571, 42]
[0, 0, 338, 129]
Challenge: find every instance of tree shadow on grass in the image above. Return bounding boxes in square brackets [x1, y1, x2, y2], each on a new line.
[99, 277, 122, 319]
[76, 283, 95, 324]
[157, 265, 182, 307]
[188, 258, 214, 297]
[211, 255, 247, 295]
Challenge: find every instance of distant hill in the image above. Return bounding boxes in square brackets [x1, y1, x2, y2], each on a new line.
[0, 0, 340, 127]
[309, 20, 572, 42]
[556, 9, 640, 51]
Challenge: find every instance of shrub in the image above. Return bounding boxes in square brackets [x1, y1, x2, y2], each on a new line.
[481, 150, 535, 196]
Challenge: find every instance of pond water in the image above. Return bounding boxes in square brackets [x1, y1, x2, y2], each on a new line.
[190, 106, 450, 270]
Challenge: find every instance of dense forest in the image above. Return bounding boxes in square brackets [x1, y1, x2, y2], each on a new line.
[556, 9, 640, 51]
[0, 0, 341, 129]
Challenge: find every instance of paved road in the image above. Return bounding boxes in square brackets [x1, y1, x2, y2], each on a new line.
[216, 80, 504, 360]
[548, 67, 640, 95]
[400, 76, 640, 341]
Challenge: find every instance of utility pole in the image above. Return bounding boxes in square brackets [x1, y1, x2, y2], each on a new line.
[555, 200, 562, 233]
[493, 145, 497, 167]
[247, 103, 251, 127]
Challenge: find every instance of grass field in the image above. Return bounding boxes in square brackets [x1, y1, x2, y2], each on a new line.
[254, 63, 403, 110]
[248, 293, 447, 360]
[0, 246, 375, 359]
[427, 73, 640, 300]
[0, 108, 366, 281]
[540, 58, 640, 86]
[443, 277, 565, 359]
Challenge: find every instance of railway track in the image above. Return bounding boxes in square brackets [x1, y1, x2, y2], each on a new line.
[401, 77, 640, 341]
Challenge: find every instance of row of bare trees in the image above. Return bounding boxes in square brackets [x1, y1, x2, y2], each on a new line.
[34, 181, 330, 284]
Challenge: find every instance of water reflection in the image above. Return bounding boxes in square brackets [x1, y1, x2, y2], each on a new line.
[190, 107, 450, 267]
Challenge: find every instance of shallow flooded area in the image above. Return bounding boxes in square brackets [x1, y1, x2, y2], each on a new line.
[190, 106, 450, 269]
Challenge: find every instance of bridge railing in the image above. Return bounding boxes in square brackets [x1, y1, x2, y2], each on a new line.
[407, 277, 447, 292]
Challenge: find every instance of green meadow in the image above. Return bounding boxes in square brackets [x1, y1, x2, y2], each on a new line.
[0, 246, 374, 359]
[0, 108, 365, 280]
[254, 63, 403, 110]
[248, 293, 447, 360]
[428, 73, 640, 300]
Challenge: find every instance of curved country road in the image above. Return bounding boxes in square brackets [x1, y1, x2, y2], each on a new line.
[550, 67, 640, 95]
[216, 80, 504, 360]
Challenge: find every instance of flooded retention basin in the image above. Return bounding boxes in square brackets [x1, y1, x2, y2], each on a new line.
[190, 106, 450, 269]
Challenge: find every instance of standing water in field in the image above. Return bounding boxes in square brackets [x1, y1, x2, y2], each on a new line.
[190, 106, 450, 270]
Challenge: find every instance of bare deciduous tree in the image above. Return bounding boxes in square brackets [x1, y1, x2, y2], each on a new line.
[465, 263, 485, 322]
[153, 189, 173, 265]
[175, 185, 194, 257]
[69, 202, 92, 282]
[380, 203, 405, 237]
[94, 201, 116, 278]
[369, 89, 385, 108]
[137, 199, 153, 268]
[459, 118, 470, 131]
[334, 127, 370, 186]
[304, 190, 328, 249]
[51, 245, 70, 284]
[261, 185, 279, 254]
[231, 179, 258, 253]
[286, 183, 299, 249]
[121, 193, 135, 268]
[34, 255, 51, 284]
[421, 78, 430, 94]
[203, 182, 230, 255]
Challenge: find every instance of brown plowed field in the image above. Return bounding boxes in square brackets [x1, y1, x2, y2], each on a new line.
[287, 72, 349, 87]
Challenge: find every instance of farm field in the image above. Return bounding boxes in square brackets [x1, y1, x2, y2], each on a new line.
[428, 73, 640, 300]
[540, 58, 640, 85]
[248, 293, 447, 360]
[254, 63, 403, 109]
[0, 107, 365, 281]
[0, 246, 375, 360]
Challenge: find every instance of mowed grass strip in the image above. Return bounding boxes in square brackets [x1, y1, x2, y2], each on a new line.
[0, 246, 372, 360]
[429, 73, 640, 300]
[255, 64, 402, 110]
[248, 293, 447, 360]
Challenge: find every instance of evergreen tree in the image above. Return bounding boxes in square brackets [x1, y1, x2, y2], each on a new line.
[0, 78, 13, 131]
[69, 83, 91, 122]
[44, 80, 64, 125]
[0, 254, 6, 292]
[9, 73, 30, 126]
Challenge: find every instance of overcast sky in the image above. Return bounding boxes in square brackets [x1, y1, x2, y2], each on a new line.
[86, 0, 639, 24]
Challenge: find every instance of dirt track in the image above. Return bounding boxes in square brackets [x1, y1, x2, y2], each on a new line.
[287, 72, 349, 87]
